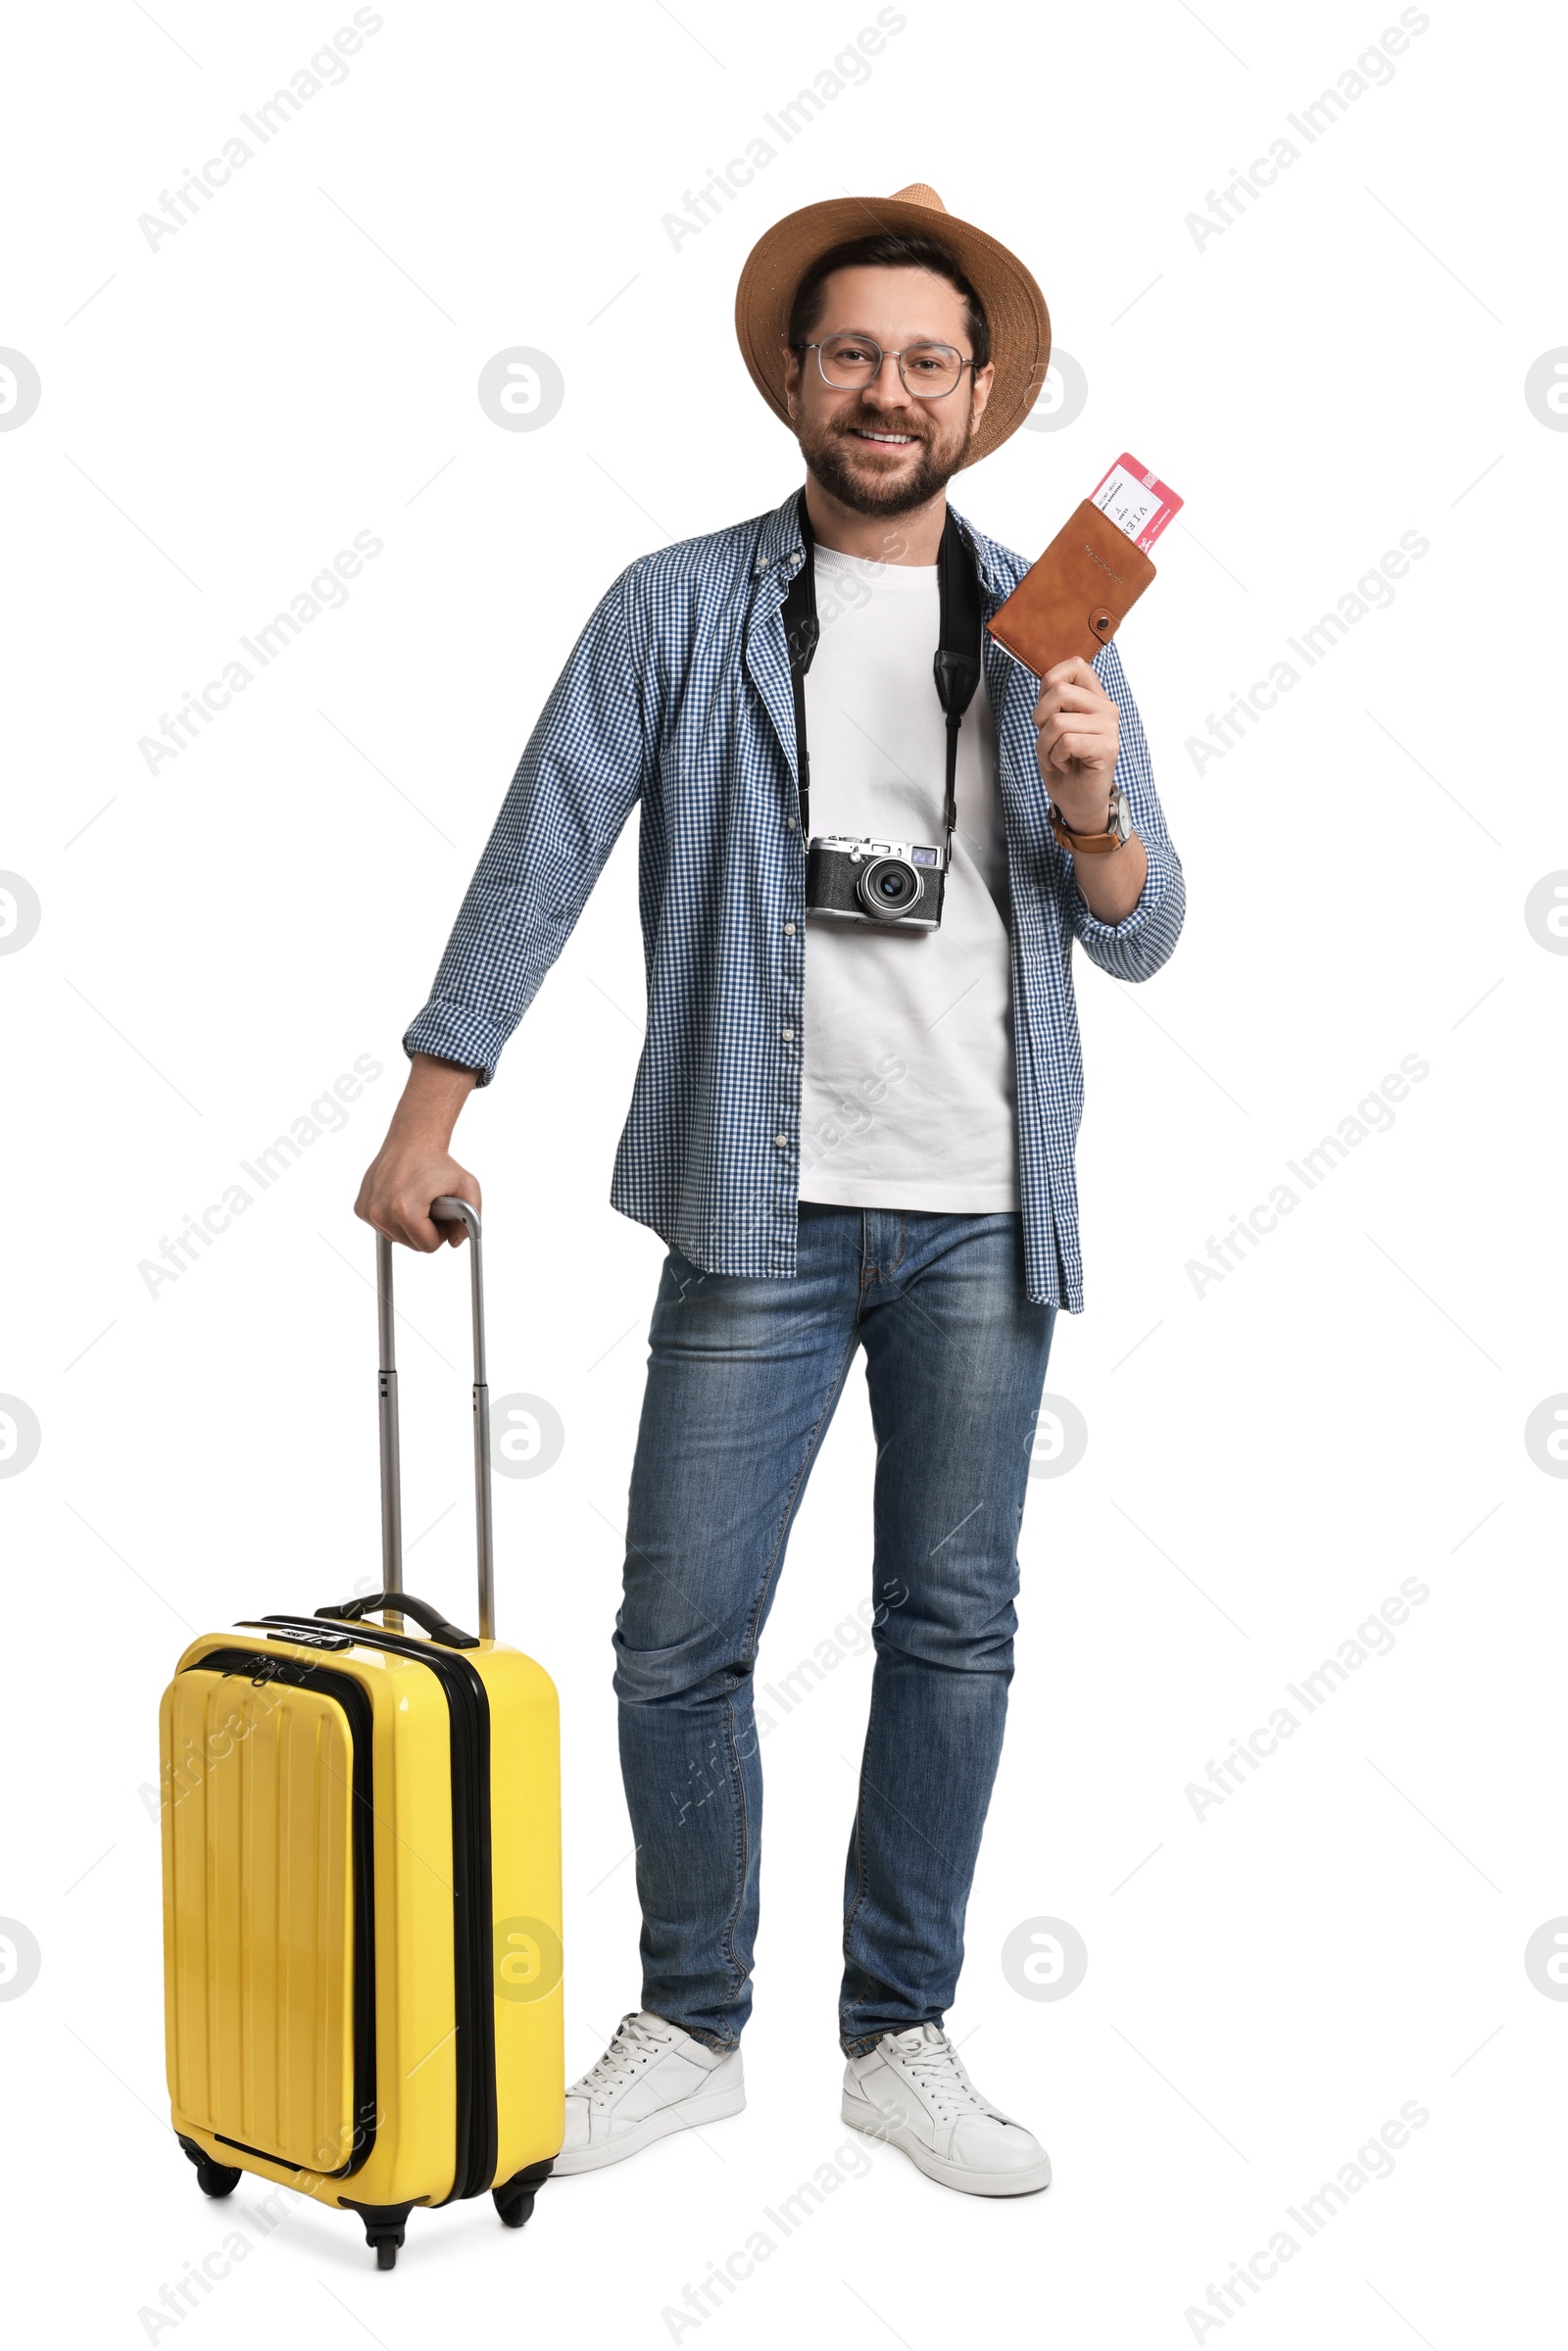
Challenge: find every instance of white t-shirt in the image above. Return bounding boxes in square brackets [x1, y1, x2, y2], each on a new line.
[797, 546, 1020, 1212]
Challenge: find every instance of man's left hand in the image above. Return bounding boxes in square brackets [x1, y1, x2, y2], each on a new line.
[1033, 658, 1120, 830]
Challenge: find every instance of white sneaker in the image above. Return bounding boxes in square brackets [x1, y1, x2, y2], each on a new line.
[552, 2010, 745, 2176]
[842, 2023, 1052, 2196]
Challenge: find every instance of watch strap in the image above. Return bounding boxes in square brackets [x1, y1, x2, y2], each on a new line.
[1050, 789, 1128, 856]
[1052, 820, 1121, 855]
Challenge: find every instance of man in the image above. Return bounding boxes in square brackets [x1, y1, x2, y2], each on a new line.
[357, 183, 1184, 2197]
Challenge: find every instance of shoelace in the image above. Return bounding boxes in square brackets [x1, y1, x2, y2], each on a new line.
[884, 2028, 1001, 2121]
[568, 2012, 671, 2105]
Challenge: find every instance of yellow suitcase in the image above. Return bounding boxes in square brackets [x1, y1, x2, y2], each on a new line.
[159, 1200, 564, 2267]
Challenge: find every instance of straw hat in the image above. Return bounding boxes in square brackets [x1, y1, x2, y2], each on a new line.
[734, 181, 1052, 469]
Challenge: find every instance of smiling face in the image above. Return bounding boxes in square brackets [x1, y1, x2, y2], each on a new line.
[783, 264, 994, 521]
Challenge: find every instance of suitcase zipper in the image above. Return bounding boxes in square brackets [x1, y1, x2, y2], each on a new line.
[243, 1618, 500, 2205]
[177, 1650, 378, 2180]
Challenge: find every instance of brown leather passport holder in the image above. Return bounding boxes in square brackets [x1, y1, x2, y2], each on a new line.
[986, 499, 1157, 678]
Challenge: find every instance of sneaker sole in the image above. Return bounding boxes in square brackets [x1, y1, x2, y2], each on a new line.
[552, 2079, 747, 2176]
[841, 2091, 1052, 2197]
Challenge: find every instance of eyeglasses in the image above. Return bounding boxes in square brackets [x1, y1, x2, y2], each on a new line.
[796, 332, 977, 400]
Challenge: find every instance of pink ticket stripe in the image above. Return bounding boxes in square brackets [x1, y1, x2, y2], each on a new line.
[1092, 450, 1184, 552]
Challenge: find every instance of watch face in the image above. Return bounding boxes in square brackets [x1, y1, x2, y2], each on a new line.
[1112, 788, 1132, 842]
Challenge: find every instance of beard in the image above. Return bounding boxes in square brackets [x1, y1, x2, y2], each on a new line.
[797, 398, 970, 519]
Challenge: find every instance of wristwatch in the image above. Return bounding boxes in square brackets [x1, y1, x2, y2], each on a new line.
[1049, 782, 1133, 856]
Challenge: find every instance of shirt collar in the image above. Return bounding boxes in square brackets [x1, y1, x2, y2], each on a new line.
[752, 483, 1013, 602]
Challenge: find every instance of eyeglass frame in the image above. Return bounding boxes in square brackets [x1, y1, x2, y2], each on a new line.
[792, 332, 981, 401]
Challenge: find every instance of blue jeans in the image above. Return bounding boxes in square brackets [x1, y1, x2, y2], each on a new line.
[612, 1205, 1057, 2056]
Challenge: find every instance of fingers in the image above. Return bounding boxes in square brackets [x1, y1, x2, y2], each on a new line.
[409, 1200, 453, 1251]
[1041, 655, 1103, 691]
[1034, 657, 1107, 721]
[385, 1195, 447, 1253]
[1035, 661, 1117, 760]
[1033, 654, 1117, 789]
[353, 1158, 481, 1252]
[1036, 710, 1118, 769]
[1034, 692, 1111, 737]
[433, 1189, 482, 1249]
[445, 1178, 483, 1247]
[1044, 731, 1114, 774]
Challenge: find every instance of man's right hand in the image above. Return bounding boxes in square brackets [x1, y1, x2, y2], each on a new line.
[355, 1053, 482, 1250]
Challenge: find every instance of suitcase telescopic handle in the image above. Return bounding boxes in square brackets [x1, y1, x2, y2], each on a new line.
[369, 1195, 495, 1641]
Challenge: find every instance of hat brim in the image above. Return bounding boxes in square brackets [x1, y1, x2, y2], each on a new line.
[734, 191, 1051, 469]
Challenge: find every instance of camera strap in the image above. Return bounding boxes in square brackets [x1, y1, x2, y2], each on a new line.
[779, 488, 983, 848]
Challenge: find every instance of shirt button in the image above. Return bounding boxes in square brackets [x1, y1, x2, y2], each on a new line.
[773, 1134, 789, 1149]
[783, 921, 797, 937]
[781, 1027, 794, 1041]
[787, 815, 798, 829]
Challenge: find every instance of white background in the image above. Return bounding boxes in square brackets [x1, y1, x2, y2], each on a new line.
[2, 1, 1564, 2343]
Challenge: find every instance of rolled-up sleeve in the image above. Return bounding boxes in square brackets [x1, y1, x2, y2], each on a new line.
[402, 565, 655, 1084]
[1063, 640, 1185, 982]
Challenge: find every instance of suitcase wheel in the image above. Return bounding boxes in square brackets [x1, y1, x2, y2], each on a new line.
[177, 2134, 241, 2199]
[494, 2184, 535, 2229]
[342, 2199, 416, 2270]
[493, 2156, 555, 2229]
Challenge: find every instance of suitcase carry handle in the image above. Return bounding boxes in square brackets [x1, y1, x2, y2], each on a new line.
[317, 1588, 478, 1649]
[353, 1194, 496, 1641]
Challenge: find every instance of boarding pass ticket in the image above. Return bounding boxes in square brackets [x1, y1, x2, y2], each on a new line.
[1090, 453, 1183, 551]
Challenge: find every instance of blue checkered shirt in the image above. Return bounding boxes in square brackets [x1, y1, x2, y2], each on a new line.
[403, 488, 1184, 1309]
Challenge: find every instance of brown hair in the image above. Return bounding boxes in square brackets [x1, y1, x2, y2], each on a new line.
[787, 231, 991, 367]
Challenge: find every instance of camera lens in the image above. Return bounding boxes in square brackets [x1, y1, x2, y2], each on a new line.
[857, 857, 923, 920]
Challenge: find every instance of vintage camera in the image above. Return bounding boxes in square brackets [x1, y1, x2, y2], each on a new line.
[805, 835, 946, 932]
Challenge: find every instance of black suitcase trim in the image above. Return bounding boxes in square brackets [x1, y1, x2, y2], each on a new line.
[178, 1649, 378, 2181]
[254, 1616, 500, 2205]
